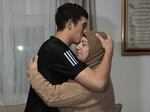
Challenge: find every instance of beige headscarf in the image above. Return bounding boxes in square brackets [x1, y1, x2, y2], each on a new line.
[84, 31, 107, 68]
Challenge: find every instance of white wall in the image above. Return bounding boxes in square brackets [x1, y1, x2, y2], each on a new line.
[95, 0, 150, 112]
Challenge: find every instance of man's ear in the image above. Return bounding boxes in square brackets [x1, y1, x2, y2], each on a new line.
[67, 19, 73, 30]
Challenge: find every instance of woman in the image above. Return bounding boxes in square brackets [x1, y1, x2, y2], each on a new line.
[28, 31, 115, 112]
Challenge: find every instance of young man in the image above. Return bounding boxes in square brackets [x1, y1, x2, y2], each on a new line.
[24, 3, 113, 112]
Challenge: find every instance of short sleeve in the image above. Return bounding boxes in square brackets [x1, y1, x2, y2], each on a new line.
[48, 49, 87, 79]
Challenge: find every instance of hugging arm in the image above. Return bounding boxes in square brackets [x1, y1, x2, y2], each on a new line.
[28, 68, 100, 108]
[27, 32, 113, 107]
[75, 33, 113, 92]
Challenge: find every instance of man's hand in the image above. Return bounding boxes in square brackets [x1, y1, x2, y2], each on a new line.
[96, 33, 114, 52]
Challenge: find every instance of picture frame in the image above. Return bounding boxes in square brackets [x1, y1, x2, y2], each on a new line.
[121, 0, 150, 55]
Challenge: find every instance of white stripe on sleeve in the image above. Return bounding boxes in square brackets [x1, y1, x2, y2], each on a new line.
[66, 51, 77, 65]
[68, 50, 78, 64]
[64, 52, 75, 66]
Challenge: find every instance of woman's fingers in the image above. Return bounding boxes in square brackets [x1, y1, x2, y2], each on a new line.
[28, 55, 38, 69]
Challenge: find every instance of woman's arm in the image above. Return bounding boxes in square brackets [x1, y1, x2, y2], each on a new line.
[28, 68, 101, 108]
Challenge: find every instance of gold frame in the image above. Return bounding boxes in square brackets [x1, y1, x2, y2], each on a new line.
[121, 0, 150, 55]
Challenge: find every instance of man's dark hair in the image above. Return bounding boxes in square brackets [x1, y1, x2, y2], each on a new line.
[55, 3, 88, 31]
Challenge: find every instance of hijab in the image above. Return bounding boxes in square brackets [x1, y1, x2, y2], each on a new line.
[84, 31, 107, 68]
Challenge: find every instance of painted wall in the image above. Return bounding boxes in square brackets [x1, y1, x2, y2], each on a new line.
[95, 0, 150, 112]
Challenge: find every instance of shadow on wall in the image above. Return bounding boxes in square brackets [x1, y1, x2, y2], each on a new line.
[112, 42, 142, 112]
[96, 16, 116, 35]
[96, 16, 142, 112]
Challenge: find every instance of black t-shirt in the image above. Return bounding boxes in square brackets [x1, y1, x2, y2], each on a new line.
[24, 36, 87, 112]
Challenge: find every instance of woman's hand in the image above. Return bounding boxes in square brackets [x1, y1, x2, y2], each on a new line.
[28, 55, 38, 70]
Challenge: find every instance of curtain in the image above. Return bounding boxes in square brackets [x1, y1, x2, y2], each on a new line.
[0, 0, 96, 106]
[0, 0, 57, 106]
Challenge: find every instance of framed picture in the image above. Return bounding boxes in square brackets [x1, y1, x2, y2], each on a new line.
[121, 0, 150, 55]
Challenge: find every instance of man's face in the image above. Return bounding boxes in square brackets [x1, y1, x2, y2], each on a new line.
[71, 16, 87, 44]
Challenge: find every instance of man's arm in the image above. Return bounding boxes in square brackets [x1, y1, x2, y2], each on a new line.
[75, 33, 113, 92]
